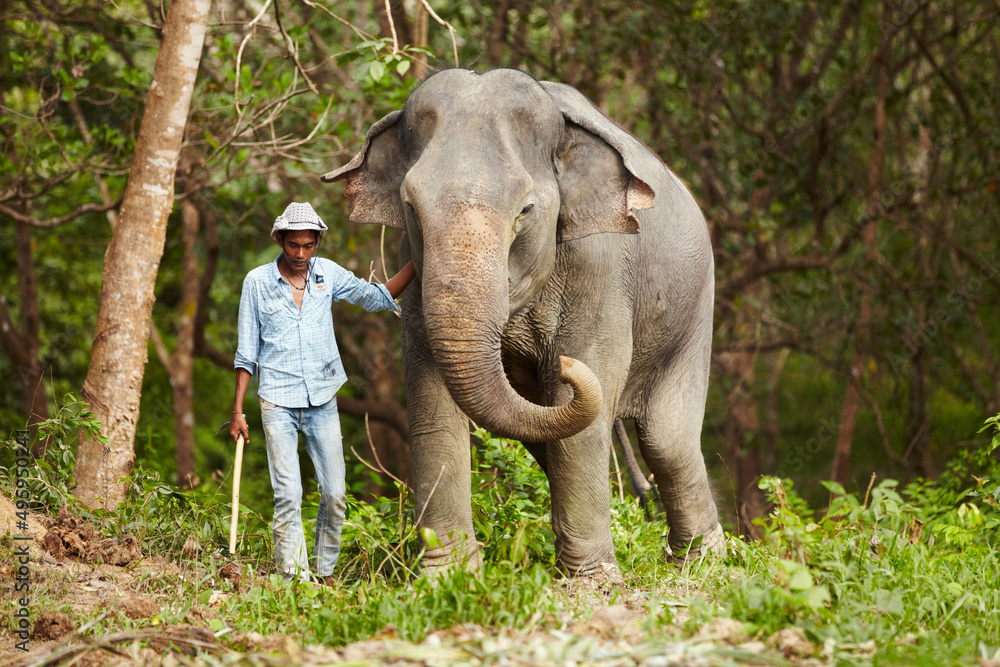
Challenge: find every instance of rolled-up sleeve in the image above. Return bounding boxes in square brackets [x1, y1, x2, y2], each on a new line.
[234, 276, 260, 374]
[329, 263, 400, 313]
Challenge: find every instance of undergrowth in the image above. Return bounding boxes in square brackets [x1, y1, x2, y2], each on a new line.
[2, 402, 1000, 665]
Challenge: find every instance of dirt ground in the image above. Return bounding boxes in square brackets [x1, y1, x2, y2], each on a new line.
[0, 496, 812, 666]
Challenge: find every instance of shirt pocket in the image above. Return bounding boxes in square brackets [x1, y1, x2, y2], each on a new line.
[309, 283, 333, 311]
[259, 296, 289, 334]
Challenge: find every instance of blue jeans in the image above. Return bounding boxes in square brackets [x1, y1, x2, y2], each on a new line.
[260, 397, 347, 581]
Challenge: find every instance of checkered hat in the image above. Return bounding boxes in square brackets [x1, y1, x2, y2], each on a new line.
[270, 202, 329, 240]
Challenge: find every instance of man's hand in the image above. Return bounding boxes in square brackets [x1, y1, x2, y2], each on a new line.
[230, 413, 250, 444]
[231, 368, 253, 443]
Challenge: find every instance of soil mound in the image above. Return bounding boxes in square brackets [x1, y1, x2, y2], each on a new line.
[41, 511, 142, 565]
[33, 612, 74, 640]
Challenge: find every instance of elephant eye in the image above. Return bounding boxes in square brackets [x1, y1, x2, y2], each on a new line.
[519, 203, 534, 217]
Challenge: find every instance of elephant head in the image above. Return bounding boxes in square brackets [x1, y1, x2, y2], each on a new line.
[322, 69, 654, 443]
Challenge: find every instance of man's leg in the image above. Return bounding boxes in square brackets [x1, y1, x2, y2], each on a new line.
[302, 397, 347, 579]
[261, 399, 310, 582]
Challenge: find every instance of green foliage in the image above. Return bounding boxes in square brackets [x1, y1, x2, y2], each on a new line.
[335, 37, 431, 90]
[693, 468, 1000, 661]
[307, 562, 556, 645]
[470, 428, 553, 566]
[339, 486, 420, 584]
[0, 394, 99, 511]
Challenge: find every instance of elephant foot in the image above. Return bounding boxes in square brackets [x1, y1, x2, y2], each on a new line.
[420, 540, 483, 577]
[665, 522, 725, 564]
[556, 549, 622, 582]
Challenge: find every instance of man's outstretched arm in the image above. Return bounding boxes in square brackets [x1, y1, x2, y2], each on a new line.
[385, 260, 416, 299]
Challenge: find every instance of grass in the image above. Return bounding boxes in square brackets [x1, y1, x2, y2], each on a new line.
[2, 406, 1000, 665]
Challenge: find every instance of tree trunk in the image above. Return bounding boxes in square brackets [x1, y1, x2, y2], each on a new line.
[363, 319, 410, 495]
[337, 311, 411, 497]
[0, 19, 48, 449]
[191, 205, 233, 369]
[412, 1, 429, 79]
[150, 199, 201, 488]
[831, 1, 891, 487]
[764, 348, 790, 474]
[906, 346, 935, 478]
[721, 350, 765, 539]
[0, 219, 51, 456]
[15, 220, 49, 442]
[485, 0, 510, 68]
[74, 0, 210, 510]
[376, 0, 412, 48]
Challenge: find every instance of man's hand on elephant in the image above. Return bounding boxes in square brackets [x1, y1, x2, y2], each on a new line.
[230, 413, 249, 444]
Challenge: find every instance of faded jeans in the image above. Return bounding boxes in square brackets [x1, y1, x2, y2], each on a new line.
[260, 397, 347, 581]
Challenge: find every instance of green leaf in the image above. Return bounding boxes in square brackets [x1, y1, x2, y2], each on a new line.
[820, 481, 846, 496]
[369, 60, 386, 83]
[335, 51, 362, 66]
[805, 584, 831, 609]
[353, 61, 371, 84]
[787, 567, 813, 592]
[421, 527, 441, 549]
[396, 59, 411, 76]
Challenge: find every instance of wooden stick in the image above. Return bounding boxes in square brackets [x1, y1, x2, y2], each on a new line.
[229, 434, 245, 554]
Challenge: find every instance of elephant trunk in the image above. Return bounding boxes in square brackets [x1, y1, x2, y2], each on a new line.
[420, 213, 602, 443]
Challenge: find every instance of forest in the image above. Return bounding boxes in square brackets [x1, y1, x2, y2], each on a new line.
[1, 0, 999, 665]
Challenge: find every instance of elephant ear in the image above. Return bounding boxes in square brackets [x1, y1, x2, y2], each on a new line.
[541, 81, 656, 243]
[320, 110, 406, 228]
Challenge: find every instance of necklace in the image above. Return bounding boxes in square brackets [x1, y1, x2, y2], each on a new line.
[281, 257, 310, 291]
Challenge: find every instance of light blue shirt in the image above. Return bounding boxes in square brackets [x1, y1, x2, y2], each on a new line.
[235, 254, 399, 408]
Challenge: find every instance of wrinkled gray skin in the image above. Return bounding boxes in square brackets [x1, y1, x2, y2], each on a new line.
[323, 69, 723, 575]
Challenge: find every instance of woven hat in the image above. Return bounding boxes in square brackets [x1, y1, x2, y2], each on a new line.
[270, 202, 329, 240]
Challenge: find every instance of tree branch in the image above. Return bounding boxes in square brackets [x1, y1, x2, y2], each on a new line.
[148, 322, 174, 375]
[336, 395, 410, 440]
[719, 256, 833, 302]
[0, 197, 123, 228]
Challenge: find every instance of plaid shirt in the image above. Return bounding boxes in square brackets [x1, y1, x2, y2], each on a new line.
[235, 254, 399, 409]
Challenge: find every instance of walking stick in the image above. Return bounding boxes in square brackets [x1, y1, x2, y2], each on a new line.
[229, 433, 245, 554]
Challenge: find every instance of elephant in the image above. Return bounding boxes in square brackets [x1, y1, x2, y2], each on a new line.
[322, 68, 724, 576]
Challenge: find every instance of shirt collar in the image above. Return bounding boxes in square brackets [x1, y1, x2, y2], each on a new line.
[272, 253, 320, 284]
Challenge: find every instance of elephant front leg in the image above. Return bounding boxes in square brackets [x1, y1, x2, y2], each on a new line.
[546, 414, 620, 578]
[405, 353, 482, 573]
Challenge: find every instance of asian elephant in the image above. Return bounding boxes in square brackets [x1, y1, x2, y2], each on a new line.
[322, 68, 724, 576]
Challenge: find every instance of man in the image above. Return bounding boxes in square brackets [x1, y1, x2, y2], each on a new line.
[229, 202, 415, 585]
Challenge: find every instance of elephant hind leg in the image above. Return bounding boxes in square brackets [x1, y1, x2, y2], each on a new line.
[635, 410, 724, 558]
[634, 347, 724, 559]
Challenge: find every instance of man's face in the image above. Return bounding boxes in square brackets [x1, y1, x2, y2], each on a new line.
[279, 230, 319, 270]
